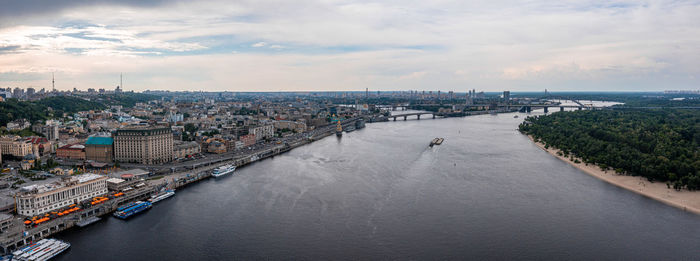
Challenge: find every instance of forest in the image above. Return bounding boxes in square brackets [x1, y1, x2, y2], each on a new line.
[0, 96, 104, 127]
[519, 109, 700, 190]
[0, 93, 160, 127]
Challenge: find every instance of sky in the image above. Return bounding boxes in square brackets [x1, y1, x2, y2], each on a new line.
[0, 0, 698, 92]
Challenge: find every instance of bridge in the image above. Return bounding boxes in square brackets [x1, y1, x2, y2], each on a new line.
[389, 112, 441, 121]
[401, 102, 601, 113]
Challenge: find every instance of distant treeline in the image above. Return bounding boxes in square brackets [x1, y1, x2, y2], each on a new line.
[93, 93, 159, 107]
[519, 109, 700, 190]
[0, 96, 104, 126]
[0, 92, 159, 126]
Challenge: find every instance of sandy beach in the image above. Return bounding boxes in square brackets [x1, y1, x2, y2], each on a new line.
[528, 136, 700, 215]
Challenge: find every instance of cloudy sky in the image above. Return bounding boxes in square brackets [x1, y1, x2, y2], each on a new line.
[0, 0, 698, 92]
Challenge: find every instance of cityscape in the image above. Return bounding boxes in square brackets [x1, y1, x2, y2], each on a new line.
[0, 1, 699, 260]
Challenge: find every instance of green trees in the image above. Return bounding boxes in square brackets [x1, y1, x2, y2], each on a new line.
[0, 97, 105, 126]
[519, 109, 700, 190]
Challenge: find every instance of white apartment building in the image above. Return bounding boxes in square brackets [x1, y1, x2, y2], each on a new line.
[249, 124, 274, 141]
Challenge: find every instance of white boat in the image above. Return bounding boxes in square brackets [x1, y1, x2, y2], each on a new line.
[212, 164, 236, 178]
[13, 238, 70, 261]
[148, 189, 175, 203]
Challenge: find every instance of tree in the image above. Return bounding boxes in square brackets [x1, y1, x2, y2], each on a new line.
[519, 108, 700, 190]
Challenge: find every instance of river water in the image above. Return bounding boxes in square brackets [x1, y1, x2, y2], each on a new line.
[56, 109, 699, 260]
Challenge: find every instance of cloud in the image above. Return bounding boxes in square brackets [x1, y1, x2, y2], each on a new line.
[0, 0, 699, 91]
[0, 25, 205, 57]
[251, 42, 267, 47]
[0, 0, 175, 27]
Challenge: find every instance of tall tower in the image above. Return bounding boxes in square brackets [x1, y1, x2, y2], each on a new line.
[52, 72, 55, 92]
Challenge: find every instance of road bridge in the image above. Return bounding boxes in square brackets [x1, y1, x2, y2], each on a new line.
[389, 112, 440, 121]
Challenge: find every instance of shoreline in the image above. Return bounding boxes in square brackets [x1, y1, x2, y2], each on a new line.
[527, 135, 700, 215]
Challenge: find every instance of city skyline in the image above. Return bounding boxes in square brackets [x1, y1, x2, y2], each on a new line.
[1, 0, 699, 92]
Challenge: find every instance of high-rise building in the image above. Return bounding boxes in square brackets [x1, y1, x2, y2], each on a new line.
[13, 88, 23, 99]
[503, 91, 510, 102]
[114, 126, 173, 164]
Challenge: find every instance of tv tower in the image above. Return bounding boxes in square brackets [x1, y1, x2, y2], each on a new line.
[52, 72, 55, 92]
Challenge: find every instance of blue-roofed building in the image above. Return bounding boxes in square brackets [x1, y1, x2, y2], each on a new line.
[85, 136, 114, 163]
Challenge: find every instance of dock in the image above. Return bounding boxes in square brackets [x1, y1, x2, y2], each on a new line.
[75, 217, 101, 228]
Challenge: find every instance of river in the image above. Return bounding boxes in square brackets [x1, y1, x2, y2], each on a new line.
[55, 108, 699, 260]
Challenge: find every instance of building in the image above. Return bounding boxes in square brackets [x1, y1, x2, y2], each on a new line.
[110, 168, 150, 180]
[56, 144, 86, 160]
[0, 136, 33, 158]
[249, 124, 274, 141]
[207, 141, 226, 154]
[85, 136, 114, 163]
[503, 91, 510, 102]
[113, 126, 173, 164]
[273, 120, 307, 133]
[15, 174, 108, 216]
[25, 137, 52, 156]
[173, 141, 200, 159]
[6, 119, 30, 131]
[240, 134, 256, 147]
[167, 112, 184, 123]
[32, 121, 60, 141]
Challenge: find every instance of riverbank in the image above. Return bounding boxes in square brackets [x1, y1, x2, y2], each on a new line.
[528, 135, 700, 215]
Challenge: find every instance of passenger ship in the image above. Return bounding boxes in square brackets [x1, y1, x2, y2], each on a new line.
[212, 164, 236, 178]
[148, 189, 175, 204]
[12, 238, 70, 261]
[113, 201, 152, 219]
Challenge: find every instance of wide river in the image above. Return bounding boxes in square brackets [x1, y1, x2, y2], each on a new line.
[56, 109, 699, 260]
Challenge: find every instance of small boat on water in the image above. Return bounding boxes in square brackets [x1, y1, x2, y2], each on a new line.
[513, 115, 519, 118]
[429, 138, 439, 147]
[429, 137, 445, 147]
[435, 138, 444, 145]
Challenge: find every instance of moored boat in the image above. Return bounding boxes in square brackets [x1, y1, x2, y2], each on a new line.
[212, 165, 236, 178]
[113, 201, 151, 219]
[149, 189, 175, 203]
[12, 238, 70, 261]
[336, 120, 343, 137]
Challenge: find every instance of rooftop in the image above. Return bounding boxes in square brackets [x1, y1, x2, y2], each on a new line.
[58, 144, 85, 150]
[19, 173, 106, 195]
[86, 136, 113, 145]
